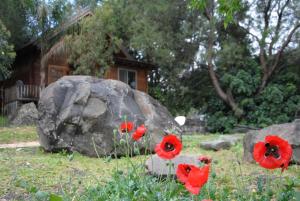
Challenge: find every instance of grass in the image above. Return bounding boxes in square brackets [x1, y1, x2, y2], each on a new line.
[0, 127, 299, 200]
[0, 116, 8, 127]
[0, 126, 37, 144]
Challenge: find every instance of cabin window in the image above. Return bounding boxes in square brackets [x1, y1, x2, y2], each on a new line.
[118, 68, 137, 89]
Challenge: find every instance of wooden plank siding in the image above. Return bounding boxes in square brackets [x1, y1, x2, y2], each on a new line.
[105, 66, 148, 92]
[2, 85, 42, 115]
[4, 85, 42, 104]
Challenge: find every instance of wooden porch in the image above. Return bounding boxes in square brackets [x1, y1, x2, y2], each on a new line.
[2, 85, 43, 115]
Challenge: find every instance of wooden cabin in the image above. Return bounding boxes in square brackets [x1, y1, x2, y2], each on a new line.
[0, 8, 154, 115]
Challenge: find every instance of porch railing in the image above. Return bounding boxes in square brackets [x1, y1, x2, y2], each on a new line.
[4, 85, 43, 104]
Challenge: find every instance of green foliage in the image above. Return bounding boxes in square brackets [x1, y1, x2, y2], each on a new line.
[206, 111, 238, 133]
[73, 0, 101, 9]
[66, 3, 121, 76]
[0, 20, 15, 79]
[20, 163, 300, 201]
[0, 0, 35, 47]
[190, 0, 241, 28]
[205, 65, 300, 132]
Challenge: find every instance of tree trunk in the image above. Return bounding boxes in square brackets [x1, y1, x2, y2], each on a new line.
[206, 13, 243, 117]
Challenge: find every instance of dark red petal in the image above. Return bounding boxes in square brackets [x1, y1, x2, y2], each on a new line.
[120, 122, 134, 133]
[187, 165, 210, 187]
[132, 125, 147, 141]
[136, 125, 147, 135]
[265, 135, 284, 145]
[176, 164, 197, 183]
[259, 156, 283, 169]
[132, 131, 140, 141]
[155, 134, 182, 159]
[253, 142, 266, 163]
[176, 164, 189, 183]
[265, 135, 293, 169]
[199, 156, 212, 164]
[155, 143, 173, 159]
[185, 182, 201, 195]
[253, 141, 281, 169]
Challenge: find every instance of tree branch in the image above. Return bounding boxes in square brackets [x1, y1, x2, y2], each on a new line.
[268, 0, 290, 56]
[205, 0, 243, 117]
[270, 23, 300, 75]
[258, 23, 300, 93]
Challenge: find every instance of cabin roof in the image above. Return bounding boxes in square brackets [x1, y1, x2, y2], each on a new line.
[18, 7, 93, 50]
[17, 7, 154, 69]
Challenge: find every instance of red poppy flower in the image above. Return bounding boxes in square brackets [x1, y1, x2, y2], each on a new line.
[120, 121, 134, 133]
[253, 135, 292, 171]
[185, 165, 210, 195]
[155, 134, 182, 159]
[176, 164, 197, 183]
[199, 156, 212, 164]
[132, 124, 147, 141]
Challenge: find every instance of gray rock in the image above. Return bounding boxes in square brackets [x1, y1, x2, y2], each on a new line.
[182, 118, 206, 134]
[200, 139, 231, 151]
[243, 120, 300, 164]
[145, 154, 200, 177]
[220, 134, 243, 145]
[37, 76, 181, 157]
[10, 102, 38, 126]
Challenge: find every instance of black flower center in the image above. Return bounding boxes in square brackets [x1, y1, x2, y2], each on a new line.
[164, 142, 175, 151]
[264, 143, 280, 159]
[185, 166, 191, 173]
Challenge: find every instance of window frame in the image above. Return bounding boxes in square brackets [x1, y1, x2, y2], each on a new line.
[118, 67, 138, 89]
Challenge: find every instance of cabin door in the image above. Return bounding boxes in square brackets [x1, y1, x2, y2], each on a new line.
[47, 65, 70, 85]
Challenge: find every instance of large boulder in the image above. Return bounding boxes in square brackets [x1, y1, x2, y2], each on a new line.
[243, 120, 300, 164]
[10, 102, 38, 126]
[37, 76, 181, 157]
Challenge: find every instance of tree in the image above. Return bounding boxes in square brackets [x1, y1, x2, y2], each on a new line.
[190, 0, 300, 116]
[190, 0, 244, 116]
[66, 4, 120, 75]
[0, 0, 30, 47]
[0, 20, 15, 79]
[73, 0, 102, 9]
[188, 0, 300, 131]
[246, 0, 300, 93]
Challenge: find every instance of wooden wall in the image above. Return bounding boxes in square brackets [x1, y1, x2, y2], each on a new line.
[47, 55, 70, 85]
[5, 44, 149, 93]
[106, 65, 148, 92]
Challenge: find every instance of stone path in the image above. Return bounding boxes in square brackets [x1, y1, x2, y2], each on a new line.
[0, 141, 40, 149]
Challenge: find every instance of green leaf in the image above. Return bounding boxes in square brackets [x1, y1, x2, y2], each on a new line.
[49, 194, 63, 201]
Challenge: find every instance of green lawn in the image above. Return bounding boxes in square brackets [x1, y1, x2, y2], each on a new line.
[0, 127, 299, 200]
[0, 126, 37, 144]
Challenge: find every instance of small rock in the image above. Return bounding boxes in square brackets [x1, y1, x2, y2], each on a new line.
[219, 134, 243, 145]
[9, 102, 38, 126]
[145, 154, 200, 177]
[182, 117, 206, 134]
[200, 140, 231, 151]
